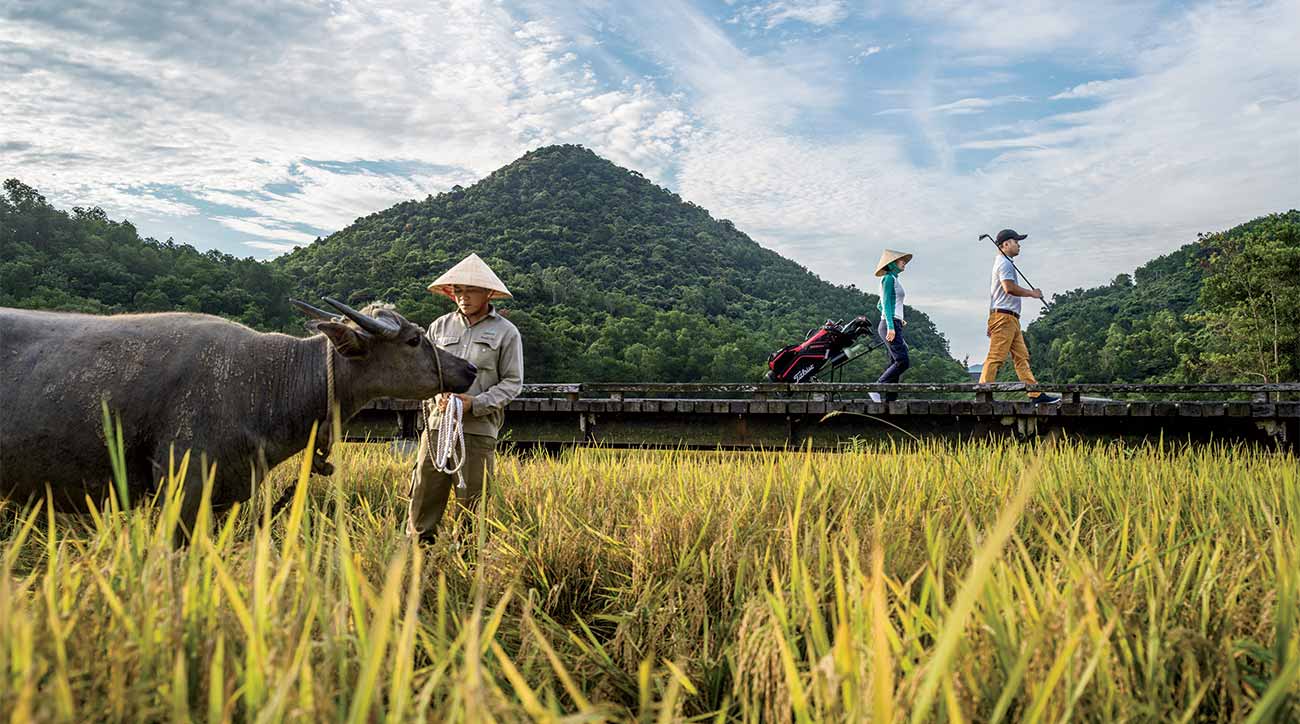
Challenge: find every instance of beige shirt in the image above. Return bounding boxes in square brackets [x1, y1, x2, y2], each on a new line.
[426, 306, 523, 438]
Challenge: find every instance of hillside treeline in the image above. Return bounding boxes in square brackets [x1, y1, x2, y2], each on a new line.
[1025, 210, 1299, 383]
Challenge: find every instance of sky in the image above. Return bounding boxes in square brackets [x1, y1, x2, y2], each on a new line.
[3, 0, 1298, 362]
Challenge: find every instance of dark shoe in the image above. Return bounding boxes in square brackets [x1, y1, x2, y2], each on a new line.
[1032, 393, 1060, 405]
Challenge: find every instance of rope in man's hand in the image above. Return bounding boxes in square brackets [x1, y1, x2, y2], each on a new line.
[432, 393, 467, 489]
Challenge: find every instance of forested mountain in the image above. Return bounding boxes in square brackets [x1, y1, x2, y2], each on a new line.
[1, 146, 966, 382]
[274, 145, 965, 382]
[1025, 210, 1299, 383]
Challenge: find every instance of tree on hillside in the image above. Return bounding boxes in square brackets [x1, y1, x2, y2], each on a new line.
[1, 179, 298, 329]
[1186, 214, 1300, 382]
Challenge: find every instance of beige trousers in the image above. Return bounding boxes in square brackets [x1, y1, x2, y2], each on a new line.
[979, 312, 1042, 397]
[407, 431, 496, 539]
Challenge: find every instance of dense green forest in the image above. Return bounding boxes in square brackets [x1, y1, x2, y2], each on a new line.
[1, 146, 966, 382]
[1025, 210, 1300, 383]
[0, 179, 300, 330]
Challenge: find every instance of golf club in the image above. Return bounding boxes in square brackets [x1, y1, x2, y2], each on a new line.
[980, 233, 1051, 312]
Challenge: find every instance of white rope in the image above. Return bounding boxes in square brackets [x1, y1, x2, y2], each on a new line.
[433, 394, 467, 489]
[325, 338, 335, 425]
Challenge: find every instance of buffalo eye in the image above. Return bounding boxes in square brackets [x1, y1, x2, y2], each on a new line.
[405, 336, 420, 347]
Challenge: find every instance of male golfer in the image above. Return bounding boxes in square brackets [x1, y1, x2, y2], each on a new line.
[408, 253, 523, 543]
[978, 229, 1058, 404]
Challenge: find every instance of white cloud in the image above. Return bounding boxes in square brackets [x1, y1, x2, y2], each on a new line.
[244, 240, 307, 254]
[0, 1, 695, 248]
[732, 0, 851, 29]
[855, 45, 883, 61]
[1049, 78, 1132, 101]
[211, 217, 318, 245]
[874, 94, 1029, 118]
[896, 0, 1162, 57]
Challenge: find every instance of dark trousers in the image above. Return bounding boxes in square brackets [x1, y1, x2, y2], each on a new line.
[407, 431, 496, 540]
[876, 318, 910, 400]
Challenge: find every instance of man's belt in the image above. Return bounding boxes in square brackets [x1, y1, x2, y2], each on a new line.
[992, 308, 1020, 319]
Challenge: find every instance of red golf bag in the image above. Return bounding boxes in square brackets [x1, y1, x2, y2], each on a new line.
[765, 316, 879, 383]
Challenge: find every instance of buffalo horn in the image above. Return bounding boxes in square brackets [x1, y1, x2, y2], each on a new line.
[323, 296, 401, 337]
[290, 299, 338, 321]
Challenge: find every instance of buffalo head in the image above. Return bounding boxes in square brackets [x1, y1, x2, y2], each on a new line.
[292, 298, 476, 398]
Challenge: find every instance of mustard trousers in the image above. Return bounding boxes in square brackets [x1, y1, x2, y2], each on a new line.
[978, 312, 1042, 397]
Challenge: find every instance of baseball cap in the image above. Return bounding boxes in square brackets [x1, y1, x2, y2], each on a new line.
[995, 229, 1027, 244]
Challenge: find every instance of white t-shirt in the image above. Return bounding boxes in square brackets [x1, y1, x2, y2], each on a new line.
[989, 255, 1020, 315]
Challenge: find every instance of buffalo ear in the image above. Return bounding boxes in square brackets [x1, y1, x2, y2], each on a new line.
[308, 320, 368, 358]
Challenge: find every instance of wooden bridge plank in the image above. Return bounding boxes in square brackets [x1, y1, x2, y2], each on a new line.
[572, 381, 1300, 395]
[1252, 403, 1276, 417]
[1152, 402, 1178, 416]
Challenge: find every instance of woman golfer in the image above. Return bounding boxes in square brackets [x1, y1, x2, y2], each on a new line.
[871, 249, 912, 403]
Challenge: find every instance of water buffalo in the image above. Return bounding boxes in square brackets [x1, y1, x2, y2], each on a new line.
[0, 299, 476, 537]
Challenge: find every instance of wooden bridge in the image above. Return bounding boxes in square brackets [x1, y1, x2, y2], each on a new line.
[352, 383, 1300, 452]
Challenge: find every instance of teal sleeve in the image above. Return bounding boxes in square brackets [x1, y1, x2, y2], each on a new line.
[881, 275, 896, 330]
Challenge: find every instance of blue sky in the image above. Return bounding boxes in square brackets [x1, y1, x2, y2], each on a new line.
[2, 0, 1297, 361]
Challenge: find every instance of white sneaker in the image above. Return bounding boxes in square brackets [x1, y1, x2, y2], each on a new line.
[869, 392, 882, 403]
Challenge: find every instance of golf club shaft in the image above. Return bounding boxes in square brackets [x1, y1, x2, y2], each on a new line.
[980, 234, 1050, 310]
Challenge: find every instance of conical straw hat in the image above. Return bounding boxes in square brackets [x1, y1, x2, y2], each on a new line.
[874, 248, 913, 277]
[428, 253, 513, 300]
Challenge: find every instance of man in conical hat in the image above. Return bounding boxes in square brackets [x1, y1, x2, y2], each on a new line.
[408, 253, 523, 543]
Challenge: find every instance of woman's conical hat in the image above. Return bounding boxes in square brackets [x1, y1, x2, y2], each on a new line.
[428, 253, 513, 300]
[874, 248, 913, 277]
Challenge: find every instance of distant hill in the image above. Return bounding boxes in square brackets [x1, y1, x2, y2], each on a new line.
[0, 179, 299, 330]
[1025, 210, 1300, 383]
[274, 145, 966, 382]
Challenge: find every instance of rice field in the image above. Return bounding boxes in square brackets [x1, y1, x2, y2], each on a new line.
[1, 437, 1297, 722]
